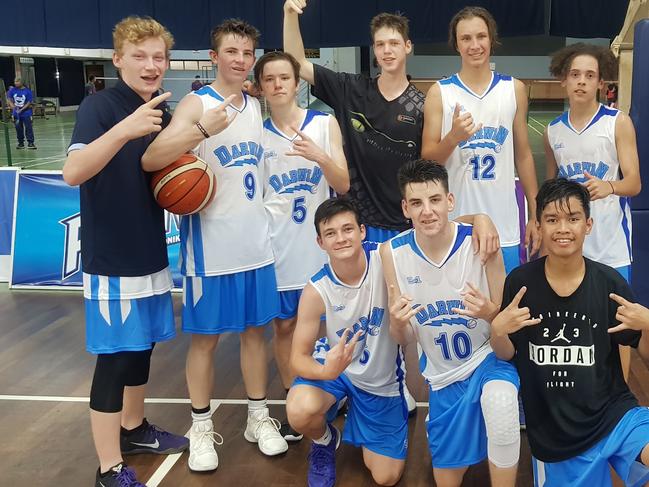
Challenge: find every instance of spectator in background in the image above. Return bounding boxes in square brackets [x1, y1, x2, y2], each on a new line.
[85, 75, 97, 97]
[606, 83, 618, 108]
[191, 74, 203, 91]
[7, 76, 36, 149]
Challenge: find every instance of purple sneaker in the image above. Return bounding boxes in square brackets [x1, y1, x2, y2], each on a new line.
[307, 425, 340, 487]
[121, 418, 189, 455]
[95, 463, 145, 487]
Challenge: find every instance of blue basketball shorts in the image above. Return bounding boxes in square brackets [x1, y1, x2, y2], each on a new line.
[614, 265, 631, 283]
[294, 372, 408, 460]
[85, 291, 176, 354]
[502, 244, 522, 275]
[426, 352, 520, 468]
[278, 289, 302, 320]
[364, 225, 400, 244]
[182, 263, 280, 334]
[533, 407, 649, 487]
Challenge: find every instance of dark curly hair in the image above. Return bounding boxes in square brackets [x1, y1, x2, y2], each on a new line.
[549, 43, 618, 80]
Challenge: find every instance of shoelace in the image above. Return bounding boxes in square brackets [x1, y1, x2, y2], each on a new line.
[253, 416, 282, 439]
[196, 429, 224, 449]
[115, 466, 143, 487]
[148, 423, 172, 437]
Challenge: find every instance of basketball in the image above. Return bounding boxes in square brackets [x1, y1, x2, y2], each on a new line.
[151, 153, 216, 215]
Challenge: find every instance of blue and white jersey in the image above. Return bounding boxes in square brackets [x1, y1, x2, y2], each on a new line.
[261, 110, 331, 291]
[310, 242, 404, 397]
[180, 86, 274, 276]
[390, 224, 492, 391]
[438, 73, 519, 246]
[547, 105, 632, 268]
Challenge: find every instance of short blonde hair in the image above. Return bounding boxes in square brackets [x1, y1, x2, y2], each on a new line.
[113, 16, 174, 57]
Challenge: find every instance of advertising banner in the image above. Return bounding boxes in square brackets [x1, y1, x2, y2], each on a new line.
[10, 171, 182, 289]
[0, 167, 18, 281]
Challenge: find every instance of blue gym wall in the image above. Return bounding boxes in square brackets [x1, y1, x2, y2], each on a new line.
[0, 0, 627, 50]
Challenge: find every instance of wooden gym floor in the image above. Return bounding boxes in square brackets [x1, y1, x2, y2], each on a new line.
[1, 286, 647, 486]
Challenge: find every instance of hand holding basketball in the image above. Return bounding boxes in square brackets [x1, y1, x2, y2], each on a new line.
[452, 282, 499, 322]
[491, 286, 542, 336]
[321, 328, 363, 380]
[388, 284, 424, 330]
[608, 293, 649, 333]
[118, 91, 171, 140]
[284, 0, 307, 14]
[449, 103, 482, 144]
[151, 153, 216, 215]
[198, 94, 238, 137]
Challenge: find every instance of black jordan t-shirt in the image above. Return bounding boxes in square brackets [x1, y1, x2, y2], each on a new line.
[502, 257, 640, 462]
[312, 64, 424, 231]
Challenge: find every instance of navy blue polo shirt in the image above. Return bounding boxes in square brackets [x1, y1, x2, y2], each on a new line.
[68, 80, 171, 277]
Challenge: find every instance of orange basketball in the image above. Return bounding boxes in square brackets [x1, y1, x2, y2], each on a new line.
[151, 153, 216, 215]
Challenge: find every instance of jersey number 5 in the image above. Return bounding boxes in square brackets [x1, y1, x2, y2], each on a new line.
[469, 154, 496, 180]
[292, 196, 307, 224]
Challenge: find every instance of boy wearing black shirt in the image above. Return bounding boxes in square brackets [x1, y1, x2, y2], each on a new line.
[492, 178, 649, 486]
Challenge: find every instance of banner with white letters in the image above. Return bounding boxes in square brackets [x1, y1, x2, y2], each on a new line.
[10, 171, 182, 289]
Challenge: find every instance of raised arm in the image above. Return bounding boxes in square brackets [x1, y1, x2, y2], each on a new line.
[283, 0, 315, 84]
[379, 243, 419, 346]
[291, 283, 362, 380]
[287, 115, 349, 194]
[63, 92, 170, 186]
[421, 83, 482, 164]
[491, 286, 542, 361]
[513, 79, 540, 254]
[141, 92, 236, 171]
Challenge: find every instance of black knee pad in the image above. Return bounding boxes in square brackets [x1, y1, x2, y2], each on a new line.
[89, 349, 153, 413]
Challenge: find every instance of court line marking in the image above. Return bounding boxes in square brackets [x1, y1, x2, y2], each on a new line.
[0, 394, 429, 407]
[146, 399, 222, 487]
[528, 115, 547, 130]
[527, 121, 543, 137]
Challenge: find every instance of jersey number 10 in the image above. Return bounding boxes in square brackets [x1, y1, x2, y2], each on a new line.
[434, 331, 472, 361]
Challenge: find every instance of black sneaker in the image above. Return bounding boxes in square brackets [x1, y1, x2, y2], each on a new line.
[16, 143, 24, 149]
[95, 463, 144, 487]
[120, 418, 189, 455]
[279, 422, 303, 442]
[27, 143, 37, 149]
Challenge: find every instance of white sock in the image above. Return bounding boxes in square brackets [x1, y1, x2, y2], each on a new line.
[192, 409, 211, 423]
[313, 425, 332, 445]
[248, 398, 267, 416]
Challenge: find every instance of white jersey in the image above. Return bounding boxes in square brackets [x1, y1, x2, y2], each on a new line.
[547, 105, 632, 267]
[310, 242, 404, 397]
[261, 110, 332, 290]
[439, 72, 520, 246]
[390, 224, 492, 391]
[180, 86, 274, 276]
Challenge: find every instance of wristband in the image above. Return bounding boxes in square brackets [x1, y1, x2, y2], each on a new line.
[608, 181, 615, 196]
[195, 121, 210, 139]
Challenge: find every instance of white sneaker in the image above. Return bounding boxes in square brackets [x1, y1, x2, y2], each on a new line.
[244, 408, 289, 456]
[404, 385, 417, 416]
[188, 419, 223, 472]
